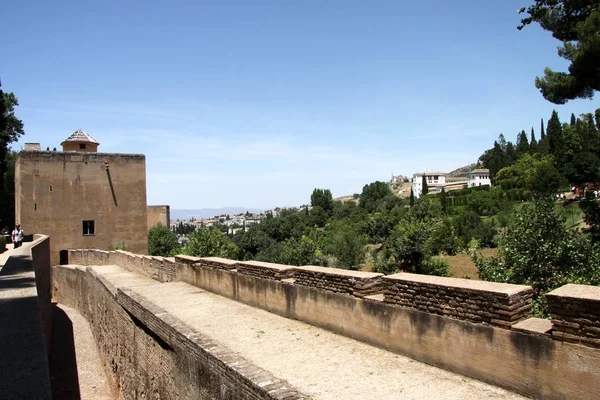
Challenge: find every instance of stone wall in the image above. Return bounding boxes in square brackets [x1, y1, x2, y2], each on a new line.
[0, 236, 52, 399]
[15, 151, 148, 266]
[292, 265, 384, 297]
[52, 264, 307, 400]
[63, 248, 600, 400]
[147, 205, 170, 231]
[547, 284, 600, 348]
[236, 260, 294, 280]
[383, 273, 533, 328]
[69, 249, 175, 282]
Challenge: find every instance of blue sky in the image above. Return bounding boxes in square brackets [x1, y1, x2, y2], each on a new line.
[3, 0, 599, 209]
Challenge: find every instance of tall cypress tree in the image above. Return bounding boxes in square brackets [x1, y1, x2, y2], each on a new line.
[440, 187, 448, 213]
[530, 127, 538, 153]
[570, 113, 577, 126]
[547, 110, 564, 163]
[538, 118, 549, 154]
[505, 141, 517, 165]
[409, 188, 415, 207]
[516, 130, 530, 157]
[421, 175, 429, 195]
[540, 118, 546, 139]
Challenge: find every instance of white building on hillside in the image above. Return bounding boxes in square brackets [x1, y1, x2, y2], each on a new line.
[469, 168, 491, 187]
[412, 172, 447, 198]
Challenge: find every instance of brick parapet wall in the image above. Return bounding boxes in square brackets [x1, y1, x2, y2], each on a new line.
[197, 257, 238, 270]
[67, 249, 176, 282]
[547, 284, 600, 348]
[235, 261, 294, 280]
[292, 265, 384, 297]
[382, 273, 534, 328]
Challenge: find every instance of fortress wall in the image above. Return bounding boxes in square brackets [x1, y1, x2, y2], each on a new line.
[16, 151, 148, 266]
[174, 264, 600, 400]
[292, 265, 384, 297]
[65, 249, 600, 400]
[235, 260, 295, 280]
[1, 236, 53, 399]
[52, 264, 306, 400]
[147, 205, 170, 231]
[382, 273, 533, 328]
[69, 249, 175, 282]
[547, 284, 600, 348]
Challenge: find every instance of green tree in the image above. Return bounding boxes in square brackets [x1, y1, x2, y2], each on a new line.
[309, 205, 329, 228]
[516, 130, 530, 158]
[494, 154, 563, 196]
[409, 188, 415, 207]
[547, 110, 565, 162]
[476, 199, 599, 300]
[439, 187, 448, 213]
[518, 1, 600, 103]
[359, 181, 393, 212]
[0, 85, 25, 228]
[183, 227, 239, 259]
[310, 188, 334, 215]
[570, 113, 577, 126]
[562, 151, 600, 185]
[325, 226, 367, 270]
[421, 175, 428, 195]
[385, 219, 432, 274]
[233, 226, 276, 260]
[539, 118, 550, 154]
[530, 127, 538, 153]
[148, 224, 181, 257]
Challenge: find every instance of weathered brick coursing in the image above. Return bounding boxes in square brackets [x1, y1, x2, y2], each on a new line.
[292, 266, 384, 297]
[382, 273, 533, 328]
[67, 249, 176, 282]
[547, 284, 600, 348]
[198, 257, 238, 270]
[235, 261, 294, 280]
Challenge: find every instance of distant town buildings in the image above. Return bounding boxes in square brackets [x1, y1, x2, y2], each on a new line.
[412, 168, 491, 198]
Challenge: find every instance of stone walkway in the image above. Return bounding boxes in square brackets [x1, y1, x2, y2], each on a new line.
[92, 265, 526, 400]
[49, 304, 113, 400]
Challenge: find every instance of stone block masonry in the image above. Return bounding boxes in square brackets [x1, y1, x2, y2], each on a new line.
[382, 273, 533, 328]
[292, 265, 384, 297]
[547, 284, 600, 348]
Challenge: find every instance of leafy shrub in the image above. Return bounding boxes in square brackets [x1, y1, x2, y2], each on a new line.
[421, 257, 450, 277]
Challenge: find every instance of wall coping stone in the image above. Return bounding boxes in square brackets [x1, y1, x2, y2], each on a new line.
[200, 257, 238, 266]
[174, 255, 202, 264]
[547, 283, 600, 301]
[296, 265, 383, 279]
[237, 260, 294, 272]
[384, 272, 532, 296]
[511, 318, 552, 337]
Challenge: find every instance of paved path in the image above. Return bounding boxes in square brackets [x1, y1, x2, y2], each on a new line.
[92, 265, 526, 400]
[49, 304, 113, 400]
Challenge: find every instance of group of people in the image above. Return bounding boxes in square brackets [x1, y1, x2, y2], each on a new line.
[0, 224, 24, 248]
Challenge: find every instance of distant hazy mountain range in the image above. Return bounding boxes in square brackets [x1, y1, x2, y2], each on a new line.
[171, 207, 264, 221]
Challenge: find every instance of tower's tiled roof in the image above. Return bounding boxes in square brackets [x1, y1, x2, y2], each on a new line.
[61, 129, 99, 144]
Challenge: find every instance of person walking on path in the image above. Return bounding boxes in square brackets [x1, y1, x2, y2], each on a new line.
[11, 224, 24, 248]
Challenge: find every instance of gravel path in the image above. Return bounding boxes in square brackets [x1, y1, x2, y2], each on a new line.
[95, 266, 526, 400]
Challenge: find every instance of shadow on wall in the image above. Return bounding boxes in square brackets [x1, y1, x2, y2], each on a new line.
[48, 304, 81, 400]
